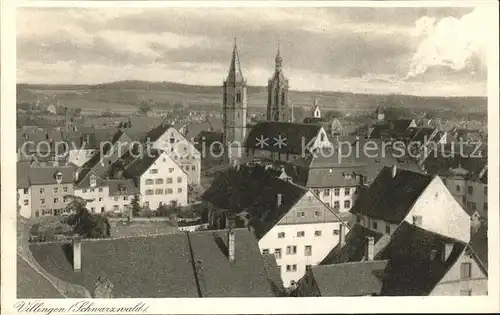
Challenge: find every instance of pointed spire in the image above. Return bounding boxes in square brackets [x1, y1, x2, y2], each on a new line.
[275, 40, 283, 72]
[226, 37, 244, 84]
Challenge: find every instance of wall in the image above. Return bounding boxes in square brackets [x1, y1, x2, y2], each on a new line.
[466, 180, 487, 216]
[314, 186, 358, 213]
[68, 149, 96, 167]
[18, 188, 32, 218]
[139, 152, 188, 209]
[405, 176, 470, 243]
[75, 186, 110, 214]
[356, 214, 399, 235]
[431, 249, 487, 296]
[31, 183, 74, 217]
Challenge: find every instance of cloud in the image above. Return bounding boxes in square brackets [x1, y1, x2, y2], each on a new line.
[406, 7, 493, 79]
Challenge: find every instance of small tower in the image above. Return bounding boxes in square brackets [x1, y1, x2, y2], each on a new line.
[312, 97, 321, 119]
[376, 106, 385, 122]
[267, 40, 290, 122]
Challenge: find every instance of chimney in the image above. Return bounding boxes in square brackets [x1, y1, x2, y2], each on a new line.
[391, 165, 397, 178]
[441, 243, 454, 262]
[73, 238, 82, 272]
[365, 236, 374, 261]
[412, 215, 422, 227]
[276, 193, 283, 208]
[228, 230, 235, 263]
[339, 223, 346, 248]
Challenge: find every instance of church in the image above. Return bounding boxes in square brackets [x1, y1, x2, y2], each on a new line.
[222, 39, 332, 162]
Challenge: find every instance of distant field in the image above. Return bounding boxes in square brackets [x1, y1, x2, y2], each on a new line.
[17, 81, 488, 116]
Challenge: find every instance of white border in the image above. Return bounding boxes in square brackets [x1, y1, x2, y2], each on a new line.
[2, 1, 500, 314]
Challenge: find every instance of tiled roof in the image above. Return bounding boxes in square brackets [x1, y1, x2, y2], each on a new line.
[122, 148, 162, 178]
[202, 164, 309, 238]
[391, 119, 414, 131]
[311, 260, 389, 296]
[27, 165, 75, 186]
[144, 123, 172, 143]
[17, 254, 64, 298]
[320, 224, 386, 265]
[411, 127, 437, 143]
[29, 229, 276, 297]
[17, 162, 31, 189]
[378, 222, 471, 296]
[469, 224, 488, 270]
[262, 254, 285, 296]
[423, 155, 487, 181]
[350, 167, 433, 223]
[245, 122, 324, 154]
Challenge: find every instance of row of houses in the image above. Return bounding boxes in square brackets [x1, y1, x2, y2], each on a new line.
[17, 122, 204, 218]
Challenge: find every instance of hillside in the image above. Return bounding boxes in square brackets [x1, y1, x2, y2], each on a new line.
[17, 80, 488, 116]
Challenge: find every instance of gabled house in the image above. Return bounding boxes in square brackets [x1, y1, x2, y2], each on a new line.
[350, 165, 470, 243]
[29, 228, 281, 297]
[202, 164, 347, 287]
[145, 123, 201, 186]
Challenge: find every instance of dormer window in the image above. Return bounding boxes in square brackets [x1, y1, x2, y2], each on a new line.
[89, 175, 97, 188]
[55, 172, 63, 184]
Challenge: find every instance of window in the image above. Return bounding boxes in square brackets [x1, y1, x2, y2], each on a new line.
[313, 189, 321, 196]
[297, 231, 305, 237]
[63, 187, 68, 193]
[333, 229, 339, 235]
[277, 232, 285, 238]
[314, 211, 320, 217]
[286, 246, 297, 255]
[236, 91, 242, 103]
[191, 165, 196, 171]
[344, 200, 351, 209]
[98, 188, 103, 192]
[385, 224, 391, 234]
[23, 188, 29, 194]
[169, 168, 174, 173]
[304, 245, 312, 256]
[155, 189, 164, 195]
[98, 197, 103, 202]
[23, 199, 29, 205]
[456, 185, 461, 192]
[324, 189, 330, 197]
[314, 230, 322, 237]
[262, 249, 270, 255]
[145, 179, 154, 185]
[274, 248, 282, 259]
[90, 175, 97, 187]
[40, 188, 45, 194]
[55, 173, 63, 183]
[53, 197, 59, 203]
[166, 188, 173, 194]
[101, 207, 105, 212]
[144, 201, 149, 207]
[468, 186, 473, 195]
[40, 199, 45, 205]
[177, 188, 183, 193]
[167, 177, 173, 184]
[63, 196, 68, 203]
[461, 263, 472, 279]
[155, 179, 164, 185]
[91, 207, 95, 213]
[334, 188, 340, 196]
[460, 290, 472, 296]
[484, 203, 488, 211]
[124, 196, 128, 201]
[150, 169, 158, 174]
[296, 211, 305, 218]
[90, 188, 95, 193]
[484, 186, 487, 196]
[145, 189, 154, 195]
[320, 133, 325, 141]
[334, 201, 340, 209]
[467, 202, 477, 210]
[356, 216, 361, 223]
[345, 188, 350, 196]
[372, 221, 378, 229]
[177, 177, 182, 183]
[53, 187, 59, 193]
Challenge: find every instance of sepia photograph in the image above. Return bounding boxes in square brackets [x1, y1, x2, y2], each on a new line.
[2, 0, 499, 313]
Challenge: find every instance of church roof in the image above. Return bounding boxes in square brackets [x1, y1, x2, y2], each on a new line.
[226, 39, 245, 85]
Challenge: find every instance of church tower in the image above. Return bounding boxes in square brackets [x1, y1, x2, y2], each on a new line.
[223, 38, 247, 159]
[267, 42, 290, 122]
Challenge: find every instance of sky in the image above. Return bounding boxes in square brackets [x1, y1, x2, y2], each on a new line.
[17, 6, 494, 96]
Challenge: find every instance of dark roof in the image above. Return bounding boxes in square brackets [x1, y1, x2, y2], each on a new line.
[411, 127, 437, 143]
[27, 165, 75, 186]
[320, 224, 386, 265]
[422, 155, 487, 180]
[312, 260, 389, 296]
[262, 254, 285, 296]
[17, 254, 64, 298]
[469, 224, 488, 270]
[30, 229, 275, 297]
[245, 122, 324, 154]
[144, 123, 172, 143]
[391, 119, 415, 131]
[203, 164, 321, 237]
[378, 222, 472, 296]
[122, 148, 163, 178]
[17, 162, 31, 189]
[107, 179, 140, 196]
[350, 167, 434, 223]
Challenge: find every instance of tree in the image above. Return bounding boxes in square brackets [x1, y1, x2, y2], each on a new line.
[65, 196, 111, 239]
[138, 101, 151, 114]
[130, 195, 141, 216]
[73, 108, 82, 116]
[292, 107, 306, 123]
